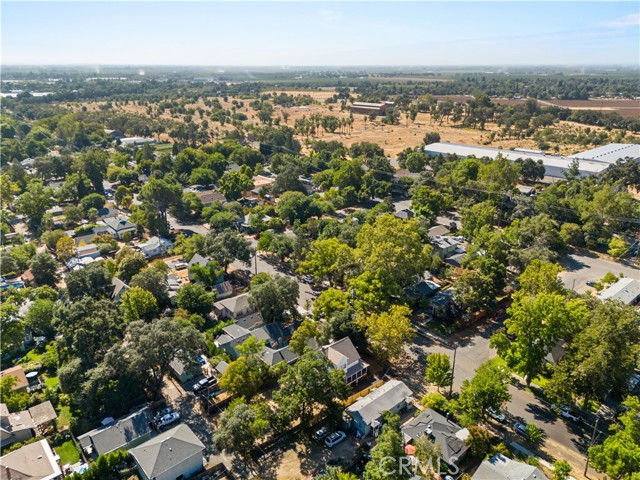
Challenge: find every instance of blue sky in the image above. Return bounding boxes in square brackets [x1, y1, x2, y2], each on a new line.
[2, 1, 639, 65]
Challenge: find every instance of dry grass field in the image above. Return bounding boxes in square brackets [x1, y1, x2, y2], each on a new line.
[75, 90, 636, 157]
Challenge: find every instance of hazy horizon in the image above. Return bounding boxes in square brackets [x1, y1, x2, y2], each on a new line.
[2, 1, 639, 67]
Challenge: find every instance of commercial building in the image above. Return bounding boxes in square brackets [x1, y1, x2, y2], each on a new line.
[350, 101, 394, 116]
[424, 142, 639, 179]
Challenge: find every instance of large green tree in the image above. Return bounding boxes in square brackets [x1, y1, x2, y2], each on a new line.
[205, 230, 253, 272]
[212, 400, 270, 460]
[457, 358, 512, 424]
[363, 413, 407, 480]
[357, 305, 415, 364]
[16, 181, 54, 232]
[424, 353, 453, 394]
[249, 274, 299, 323]
[121, 286, 158, 322]
[298, 238, 356, 287]
[29, 252, 58, 286]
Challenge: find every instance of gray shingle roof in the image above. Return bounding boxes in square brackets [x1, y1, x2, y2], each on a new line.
[471, 453, 548, 480]
[347, 380, 413, 427]
[129, 424, 204, 479]
[402, 409, 469, 464]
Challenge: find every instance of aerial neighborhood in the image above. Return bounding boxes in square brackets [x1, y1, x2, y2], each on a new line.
[1, 34, 640, 480]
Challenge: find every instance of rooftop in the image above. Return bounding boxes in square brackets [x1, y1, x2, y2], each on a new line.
[0, 439, 62, 480]
[471, 453, 548, 480]
[598, 277, 640, 305]
[347, 379, 413, 426]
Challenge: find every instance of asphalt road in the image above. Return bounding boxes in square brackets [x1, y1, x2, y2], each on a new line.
[559, 251, 639, 294]
[230, 236, 317, 312]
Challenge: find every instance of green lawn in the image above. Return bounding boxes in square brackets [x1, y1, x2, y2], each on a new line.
[56, 405, 72, 429]
[44, 375, 59, 389]
[55, 440, 80, 465]
[19, 349, 43, 370]
[154, 143, 173, 153]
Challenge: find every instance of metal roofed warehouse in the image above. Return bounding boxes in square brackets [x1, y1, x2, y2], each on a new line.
[424, 142, 639, 179]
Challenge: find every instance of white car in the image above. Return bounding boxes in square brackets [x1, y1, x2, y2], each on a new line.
[324, 431, 346, 448]
[174, 261, 188, 270]
[155, 412, 180, 428]
[560, 406, 581, 422]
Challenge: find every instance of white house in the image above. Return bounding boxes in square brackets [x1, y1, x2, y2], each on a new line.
[138, 237, 173, 258]
[103, 216, 137, 239]
[322, 337, 369, 385]
[598, 277, 640, 306]
[76, 243, 100, 259]
[129, 424, 204, 480]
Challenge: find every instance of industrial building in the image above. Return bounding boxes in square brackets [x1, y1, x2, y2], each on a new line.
[350, 101, 394, 116]
[424, 142, 639, 180]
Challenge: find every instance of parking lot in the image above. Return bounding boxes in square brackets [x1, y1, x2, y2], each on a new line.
[559, 251, 639, 293]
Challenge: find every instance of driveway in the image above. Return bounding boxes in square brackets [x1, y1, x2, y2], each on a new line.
[559, 251, 639, 293]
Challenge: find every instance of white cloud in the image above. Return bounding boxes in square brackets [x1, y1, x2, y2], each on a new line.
[601, 13, 640, 28]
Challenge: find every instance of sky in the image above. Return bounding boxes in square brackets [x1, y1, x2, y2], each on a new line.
[2, 1, 639, 66]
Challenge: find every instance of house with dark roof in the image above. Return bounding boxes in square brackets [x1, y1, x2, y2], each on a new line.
[0, 439, 62, 480]
[129, 424, 204, 480]
[346, 380, 413, 437]
[322, 337, 369, 386]
[111, 277, 130, 301]
[394, 209, 414, 220]
[402, 409, 470, 466]
[77, 406, 155, 458]
[103, 216, 137, 239]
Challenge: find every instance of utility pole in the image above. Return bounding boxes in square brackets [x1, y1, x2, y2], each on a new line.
[448, 346, 457, 399]
[583, 415, 600, 477]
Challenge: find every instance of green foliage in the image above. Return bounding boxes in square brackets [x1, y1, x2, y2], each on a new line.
[589, 396, 640, 479]
[424, 352, 453, 393]
[457, 358, 511, 424]
[212, 399, 270, 458]
[289, 319, 320, 355]
[205, 229, 253, 272]
[461, 201, 497, 241]
[553, 460, 572, 480]
[172, 233, 205, 262]
[465, 425, 493, 457]
[298, 238, 356, 287]
[115, 248, 147, 283]
[420, 392, 451, 412]
[363, 413, 408, 480]
[66, 262, 112, 299]
[176, 283, 214, 315]
[28, 253, 58, 286]
[249, 274, 299, 323]
[313, 288, 351, 321]
[24, 299, 56, 337]
[219, 171, 253, 201]
[189, 261, 223, 288]
[121, 286, 158, 322]
[525, 423, 544, 444]
[608, 236, 629, 258]
[411, 185, 447, 219]
[0, 376, 29, 411]
[357, 305, 415, 363]
[68, 449, 129, 480]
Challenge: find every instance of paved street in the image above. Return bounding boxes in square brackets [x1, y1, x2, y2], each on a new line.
[559, 250, 639, 293]
[401, 319, 603, 476]
[231, 236, 317, 312]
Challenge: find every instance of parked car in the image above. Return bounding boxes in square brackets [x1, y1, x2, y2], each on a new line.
[155, 412, 180, 428]
[174, 261, 188, 270]
[303, 276, 314, 284]
[194, 377, 217, 393]
[314, 427, 329, 441]
[486, 407, 507, 423]
[560, 406, 581, 422]
[196, 355, 207, 365]
[586, 281, 598, 287]
[324, 431, 346, 448]
[154, 407, 173, 421]
[513, 422, 527, 437]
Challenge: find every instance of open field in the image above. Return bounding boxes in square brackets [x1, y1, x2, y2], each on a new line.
[75, 90, 636, 157]
[538, 98, 640, 118]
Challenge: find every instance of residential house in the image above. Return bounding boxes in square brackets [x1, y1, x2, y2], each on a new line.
[214, 324, 252, 358]
[444, 252, 466, 268]
[394, 209, 414, 220]
[77, 406, 155, 458]
[471, 453, 549, 480]
[322, 337, 369, 386]
[76, 243, 100, 259]
[169, 357, 202, 384]
[598, 277, 640, 305]
[111, 277, 130, 302]
[402, 409, 469, 467]
[427, 225, 450, 239]
[129, 424, 205, 480]
[0, 439, 62, 480]
[213, 293, 256, 320]
[104, 216, 137, 239]
[21, 269, 35, 286]
[187, 254, 209, 279]
[405, 279, 441, 301]
[214, 281, 234, 300]
[429, 289, 458, 319]
[193, 189, 226, 207]
[0, 366, 29, 392]
[432, 236, 462, 259]
[346, 380, 413, 437]
[1, 401, 58, 447]
[138, 237, 173, 258]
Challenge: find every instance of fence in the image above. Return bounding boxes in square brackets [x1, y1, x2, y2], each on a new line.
[343, 379, 385, 407]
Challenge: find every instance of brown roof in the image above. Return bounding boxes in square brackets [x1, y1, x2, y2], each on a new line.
[253, 175, 275, 188]
[0, 366, 28, 391]
[28, 401, 57, 426]
[194, 190, 226, 206]
[21, 270, 35, 283]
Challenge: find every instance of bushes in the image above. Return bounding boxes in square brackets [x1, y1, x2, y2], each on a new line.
[420, 392, 451, 413]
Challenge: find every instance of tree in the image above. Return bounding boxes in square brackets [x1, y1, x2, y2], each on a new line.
[517, 158, 546, 183]
[121, 286, 158, 322]
[411, 185, 446, 219]
[358, 305, 415, 363]
[205, 230, 253, 272]
[73, 148, 109, 193]
[24, 299, 55, 337]
[453, 270, 495, 316]
[115, 250, 147, 283]
[138, 177, 182, 230]
[0, 376, 29, 412]
[363, 413, 406, 480]
[0, 304, 25, 355]
[491, 294, 588, 385]
[517, 259, 564, 296]
[313, 288, 351, 321]
[249, 274, 299, 323]
[525, 423, 544, 444]
[298, 238, 355, 287]
[356, 214, 428, 287]
[176, 283, 214, 315]
[55, 235, 76, 262]
[425, 353, 453, 393]
[608, 237, 629, 258]
[189, 261, 223, 288]
[465, 425, 492, 458]
[272, 167, 306, 195]
[129, 268, 170, 306]
[289, 319, 320, 355]
[405, 152, 428, 173]
[123, 318, 206, 394]
[589, 395, 640, 479]
[349, 269, 401, 314]
[212, 400, 270, 459]
[460, 201, 497, 241]
[553, 460, 572, 480]
[29, 252, 58, 286]
[15, 180, 54, 232]
[457, 358, 511, 424]
[273, 349, 348, 427]
[80, 193, 106, 213]
[219, 171, 253, 201]
[220, 354, 266, 398]
[276, 191, 317, 224]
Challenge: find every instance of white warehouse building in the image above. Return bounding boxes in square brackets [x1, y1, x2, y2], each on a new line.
[424, 142, 639, 180]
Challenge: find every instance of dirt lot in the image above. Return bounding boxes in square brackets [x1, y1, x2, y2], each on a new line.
[75, 90, 636, 157]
